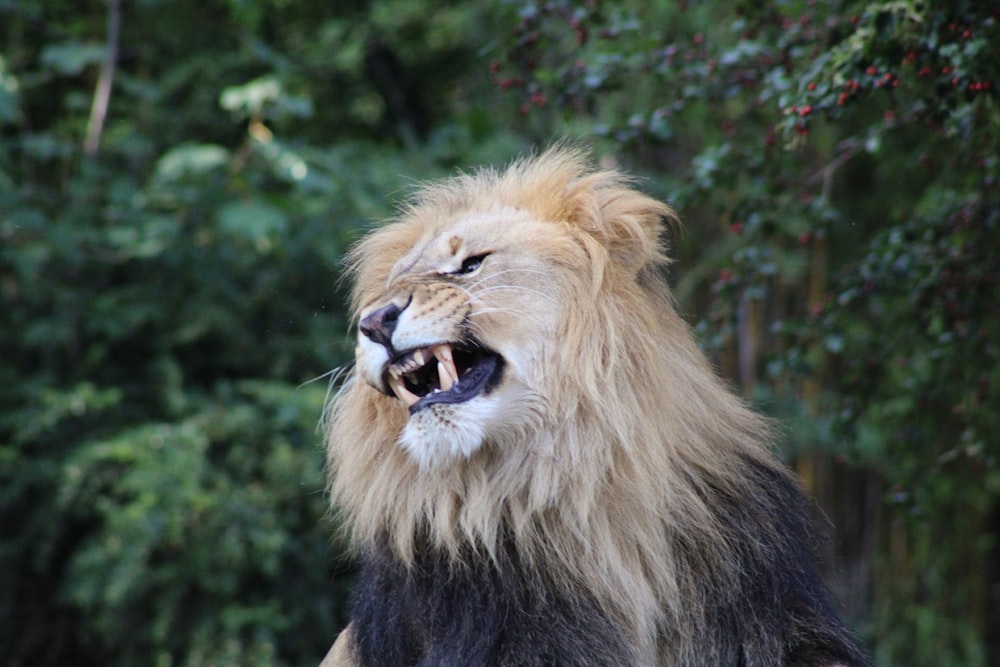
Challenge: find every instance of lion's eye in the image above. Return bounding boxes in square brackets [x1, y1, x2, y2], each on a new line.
[457, 254, 487, 275]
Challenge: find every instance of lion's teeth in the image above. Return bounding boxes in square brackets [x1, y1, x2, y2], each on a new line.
[437, 360, 453, 391]
[388, 374, 420, 407]
[386, 345, 457, 402]
[432, 344, 459, 388]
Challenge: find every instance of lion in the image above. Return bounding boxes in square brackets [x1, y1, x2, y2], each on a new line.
[321, 148, 871, 666]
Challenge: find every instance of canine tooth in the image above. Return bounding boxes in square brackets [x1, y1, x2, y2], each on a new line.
[432, 344, 459, 385]
[389, 375, 420, 407]
[437, 360, 454, 391]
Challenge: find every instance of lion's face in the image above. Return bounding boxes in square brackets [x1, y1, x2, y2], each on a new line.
[354, 207, 566, 469]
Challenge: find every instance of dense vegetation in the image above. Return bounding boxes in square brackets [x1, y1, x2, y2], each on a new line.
[2, 1, 997, 665]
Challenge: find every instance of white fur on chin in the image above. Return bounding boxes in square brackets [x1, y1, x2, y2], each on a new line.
[399, 381, 537, 470]
[400, 399, 492, 469]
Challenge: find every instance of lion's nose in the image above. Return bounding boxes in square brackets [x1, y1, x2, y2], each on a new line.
[359, 302, 402, 349]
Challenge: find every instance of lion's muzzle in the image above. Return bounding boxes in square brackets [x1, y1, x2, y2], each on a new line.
[358, 287, 504, 414]
[358, 301, 404, 352]
[383, 343, 503, 412]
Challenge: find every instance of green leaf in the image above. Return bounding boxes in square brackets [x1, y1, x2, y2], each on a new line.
[216, 199, 288, 248]
[40, 41, 106, 75]
[153, 143, 230, 181]
[220, 76, 282, 115]
[0, 56, 19, 123]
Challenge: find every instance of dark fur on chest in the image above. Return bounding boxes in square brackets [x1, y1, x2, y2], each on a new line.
[684, 458, 874, 666]
[346, 458, 872, 666]
[348, 533, 634, 667]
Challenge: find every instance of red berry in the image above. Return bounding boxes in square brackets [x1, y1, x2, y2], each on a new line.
[499, 77, 525, 90]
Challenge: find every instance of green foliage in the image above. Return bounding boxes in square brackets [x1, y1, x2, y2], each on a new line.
[0, 0, 520, 665]
[0, 138, 355, 662]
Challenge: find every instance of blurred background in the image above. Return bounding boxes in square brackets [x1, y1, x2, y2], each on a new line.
[1, 1, 998, 665]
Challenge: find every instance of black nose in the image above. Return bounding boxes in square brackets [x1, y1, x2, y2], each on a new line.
[359, 302, 402, 349]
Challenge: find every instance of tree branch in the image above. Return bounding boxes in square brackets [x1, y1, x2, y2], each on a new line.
[84, 0, 121, 157]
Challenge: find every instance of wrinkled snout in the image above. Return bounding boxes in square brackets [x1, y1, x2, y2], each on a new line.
[359, 302, 402, 350]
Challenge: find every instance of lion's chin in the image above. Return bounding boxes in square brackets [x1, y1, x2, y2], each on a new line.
[398, 398, 497, 470]
[396, 376, 541, 470]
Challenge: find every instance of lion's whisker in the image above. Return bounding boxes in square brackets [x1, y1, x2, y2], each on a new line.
[300, 363, 352, 389]
[466, 285, 557, 307]
[465, 267, 551, 291]
[468, 307, 523, 318]
[314, 363, 355, 433]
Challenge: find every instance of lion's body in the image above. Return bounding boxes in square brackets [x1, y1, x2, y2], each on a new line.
[324, 149, 871, 666]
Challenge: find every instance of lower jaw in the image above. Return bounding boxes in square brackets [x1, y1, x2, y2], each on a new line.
[409, 355, 504, 414]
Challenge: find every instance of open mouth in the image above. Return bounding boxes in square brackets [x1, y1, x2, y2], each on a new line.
[384, 342, 503, 412]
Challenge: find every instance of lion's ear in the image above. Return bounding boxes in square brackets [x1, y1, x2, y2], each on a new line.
[565, 173, 677, 275]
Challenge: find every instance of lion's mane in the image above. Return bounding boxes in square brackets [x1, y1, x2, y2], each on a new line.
[324, 148, 870, 666]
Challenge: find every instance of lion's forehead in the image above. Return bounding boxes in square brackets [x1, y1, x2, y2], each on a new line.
[385, 207, 533, 281]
